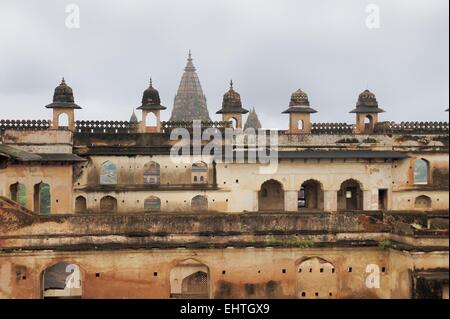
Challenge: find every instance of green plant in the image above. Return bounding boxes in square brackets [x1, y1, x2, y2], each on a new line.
[378, 239, 392, 249]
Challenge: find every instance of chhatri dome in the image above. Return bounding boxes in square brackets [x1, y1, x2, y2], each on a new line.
[282, 89, 317, 114]
[216, 80, 249, 114]
[45, 78, 82, 109]
[138, 78, 166, 110]
[350, 89, 385, 113]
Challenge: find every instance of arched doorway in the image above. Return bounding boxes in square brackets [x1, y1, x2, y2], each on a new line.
[364, 115, 373, 132]
[144, 196, 161, 212]
[42, 262, 82, 299]
[144, 161, 160, 185]
[191, 195, 208, 211]
[415, 195, 432, 209]
[9, 182, 26, 207]
[296, 257, 337, 299]
[338, 179, 363, 211]
[34, 182, 51, 215]
[100, 196, 117, 212]
[58, 112, 69, 128]
[259, 179, 284, 211]
[75, 196, 87, 213]
[170, 259, 210, 299]
[298, 180, 324, 210]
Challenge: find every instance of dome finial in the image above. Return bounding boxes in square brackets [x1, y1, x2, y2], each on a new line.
[149, 77, 153, 88]
[230, 79, 233, 89]
[188, 50, 192, 61]
[61, 77, 66, 85]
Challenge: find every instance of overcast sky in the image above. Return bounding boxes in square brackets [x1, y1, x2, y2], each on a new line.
[0, 0, 448, 129]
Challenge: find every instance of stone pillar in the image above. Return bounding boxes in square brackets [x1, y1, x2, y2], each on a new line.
[324, 190, 337, 212]
[285, 190, 298, 212]
[253, 190, 259, 212]
[363, 190, 376, 211]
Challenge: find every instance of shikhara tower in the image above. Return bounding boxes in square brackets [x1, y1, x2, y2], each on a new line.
[169, 51, 211, 122]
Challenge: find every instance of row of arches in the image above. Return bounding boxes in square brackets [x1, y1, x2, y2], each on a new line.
[75, 194, 209, 213]
[258, 179, 434, 211]
[41, 259, 210, 299]
[40, 256, 347, 299]
[259, 178, 365, 211]
[99, 161, 208, 185]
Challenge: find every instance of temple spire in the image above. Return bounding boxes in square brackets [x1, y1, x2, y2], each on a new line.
[184, 50, 196, 72]
[170, 53, 211, 122]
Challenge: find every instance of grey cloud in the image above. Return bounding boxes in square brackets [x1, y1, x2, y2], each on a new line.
[0, 0, 448, 127]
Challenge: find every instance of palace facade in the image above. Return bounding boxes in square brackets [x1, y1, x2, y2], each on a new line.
[0, 55, 448, 299]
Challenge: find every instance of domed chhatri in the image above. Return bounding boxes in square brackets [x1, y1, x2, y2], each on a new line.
[138, 78, 166, 110]
[350, 89, 386, 134]
[282, 88, 317, 134]
[350, 89, 385, 113]
[45, 78, 82, 109]
[216, 80, 249, 129]
[282, 89, 317, 114]
[216, 80, 249, 114]
[136, 78, 166, 133]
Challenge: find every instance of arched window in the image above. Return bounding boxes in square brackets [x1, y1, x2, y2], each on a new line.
[75, 196, 87, 213]
[34, 182, 51, 215]
[170, 259, 210, 298]
[145, 112, 157, 127]
[192, 161, 208, 184]
[182, 271, 208, 294]
[191, 195, 208, 211]
[10, 182, 26, 207]
[296, 257, 336, 299]
[364, 115, 373, 132]
[298, 179, 324, 210]
[144, 161, 160, 185]
[58, 112, 69, 128]
[414, 195, 431, 209]
[230, 117, 238, 129]
[413, 159, 429, 185]
[259, 179, 284, 211]
[100, 161, 117, 185]
[42, 262, 82, 299]
[338, 179, 363, 211]
[144, 196, 161, 212]
[298, 120, 304, 130]
[100, 196, 117, 212]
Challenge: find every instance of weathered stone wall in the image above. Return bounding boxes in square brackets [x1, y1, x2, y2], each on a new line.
[0, 247, 447, 299]
[0, 164, 73, 214]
